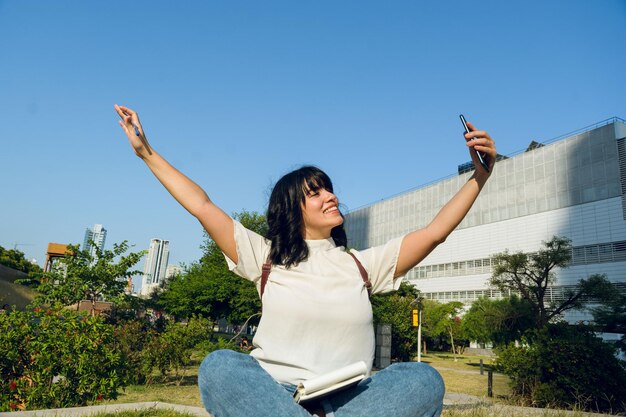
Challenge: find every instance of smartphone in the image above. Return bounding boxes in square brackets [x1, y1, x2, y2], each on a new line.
[459, 114, 490, 173]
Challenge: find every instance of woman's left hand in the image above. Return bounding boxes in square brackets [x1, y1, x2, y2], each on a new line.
[464, 121, 497, 176]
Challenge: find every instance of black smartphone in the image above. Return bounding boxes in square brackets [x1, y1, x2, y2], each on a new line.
[459, 114, 490, 173]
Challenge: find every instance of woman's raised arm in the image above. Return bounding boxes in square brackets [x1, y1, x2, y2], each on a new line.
[114, 104, 237, 263]
[394, 121, 497, 277]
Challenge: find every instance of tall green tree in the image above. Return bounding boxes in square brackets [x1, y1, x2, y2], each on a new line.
[491, 236, 613, 329]
[371, 281, 420, 361]
[157, 210, 265, 323]
[418, 300, 468, 355]
[462, 296, 534, 347]
[585, 275, 626, 354]
[34, 241, 144, 308]
[430, 301, 466, 359]
[491, 237, 626, 411]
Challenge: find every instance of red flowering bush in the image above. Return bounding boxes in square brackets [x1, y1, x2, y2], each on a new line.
[0, 307, 127, 411]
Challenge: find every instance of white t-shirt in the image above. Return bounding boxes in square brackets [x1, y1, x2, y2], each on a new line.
[224, 220, 406, 385]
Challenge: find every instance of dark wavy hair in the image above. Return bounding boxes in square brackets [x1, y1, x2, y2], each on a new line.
[267, 166, 347, 268]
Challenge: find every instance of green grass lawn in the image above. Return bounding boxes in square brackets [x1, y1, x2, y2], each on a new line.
[108, 360, 204, 408]
[420, 352, 511, 400]
[112, 384, 204, 408]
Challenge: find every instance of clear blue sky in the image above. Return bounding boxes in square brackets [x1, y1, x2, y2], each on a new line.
[1, 1, 625, 290]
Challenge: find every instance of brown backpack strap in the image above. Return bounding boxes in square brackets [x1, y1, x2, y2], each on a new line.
[348, 251, 372, 295]
[260, 256, 271, 298]
[259, 251, 371, 299]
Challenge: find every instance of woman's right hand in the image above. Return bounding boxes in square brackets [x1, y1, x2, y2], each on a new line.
[114, 104, 153, 159]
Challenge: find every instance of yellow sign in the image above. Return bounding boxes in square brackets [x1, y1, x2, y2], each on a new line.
[412, 309, 419, 327]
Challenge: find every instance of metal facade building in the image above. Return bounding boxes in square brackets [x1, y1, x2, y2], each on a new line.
[344, 118, 626, 321]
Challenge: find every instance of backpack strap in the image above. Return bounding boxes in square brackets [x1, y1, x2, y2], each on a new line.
[260, 257, 272, 298]
[347, 251, 372, 295]
[259, 251, 371, 299]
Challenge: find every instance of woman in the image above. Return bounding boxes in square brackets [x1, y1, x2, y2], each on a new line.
[114, 104, 496, 417]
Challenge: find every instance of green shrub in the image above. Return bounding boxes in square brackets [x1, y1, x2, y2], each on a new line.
[112, 319, 158, 385]
[0, 307, 127, 411]
[141, 315, 213, 384]
[497, 323, 626, 413]
[197, 335, 242, 356]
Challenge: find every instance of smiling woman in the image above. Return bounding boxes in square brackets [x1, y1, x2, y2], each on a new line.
[114, 104, 497, 417]
[266, 166, 347, 268]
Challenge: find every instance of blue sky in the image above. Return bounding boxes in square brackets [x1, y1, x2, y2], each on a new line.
[1, 1, 625, 291]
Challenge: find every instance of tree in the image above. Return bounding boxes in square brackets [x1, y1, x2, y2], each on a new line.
[156, 210, 265, 323]
[0, 245, 42, 276]
[371, 281, 420, 361]
[491, 236, 614, 329]
[462, 296, 534, 347]
[429, 301, 466, 359]
[585, 275, 626, 355]
[34, 241, 144, 308]
[497, 322, 626, 413]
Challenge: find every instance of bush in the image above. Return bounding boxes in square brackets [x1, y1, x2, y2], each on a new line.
[0, 307, 127, 411]
[112, 319, 158, 385]
[497, 323, 626, 413]
[141, 315, 213, 384]
[197, 335, 242, 356]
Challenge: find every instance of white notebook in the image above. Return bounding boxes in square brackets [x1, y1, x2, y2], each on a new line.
[293, 361, 367, 403]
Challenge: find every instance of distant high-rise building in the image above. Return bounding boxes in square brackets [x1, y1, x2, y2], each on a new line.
[166, 264, 182, 280]
[140, 238, 170, 297]
[82, 224, 107, 258]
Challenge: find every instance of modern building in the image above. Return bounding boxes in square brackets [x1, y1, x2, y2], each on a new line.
[82, 224, 107, 259]
[165, 264, 182, 280]
[140, 238, 170, 297]
[344, 117, 626, 323]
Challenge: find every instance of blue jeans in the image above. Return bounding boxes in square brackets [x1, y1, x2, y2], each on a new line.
[198, 350, 444, 417]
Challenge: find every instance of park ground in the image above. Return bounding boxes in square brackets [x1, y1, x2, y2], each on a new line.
[104, 351, 509, 409]
[1, 351, 618, 417]
[95, 351, 618, 417]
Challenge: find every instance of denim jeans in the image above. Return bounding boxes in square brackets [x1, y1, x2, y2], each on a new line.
[198, 350, 444, 417]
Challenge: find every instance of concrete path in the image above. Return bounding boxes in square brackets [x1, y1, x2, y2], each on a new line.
[1, 394, 480, 417]
[0, 394, 616, 417]
[0, 402, 209, 417]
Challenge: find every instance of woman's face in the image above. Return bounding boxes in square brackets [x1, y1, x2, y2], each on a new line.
[301, 186, 343, 240]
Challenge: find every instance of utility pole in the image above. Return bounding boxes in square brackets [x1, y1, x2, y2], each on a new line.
[411, 297, 424, 362]
[417, 304, 423, 362]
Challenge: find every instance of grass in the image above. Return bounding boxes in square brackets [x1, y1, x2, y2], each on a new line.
[112, 384, 204, 408]
[420, 352, 512, 400]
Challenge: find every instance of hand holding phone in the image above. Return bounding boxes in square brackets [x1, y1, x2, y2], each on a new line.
[459, 114, 490, 173]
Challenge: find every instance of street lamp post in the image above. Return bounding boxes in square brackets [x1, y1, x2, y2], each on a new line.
[411, 297, 424, 362]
